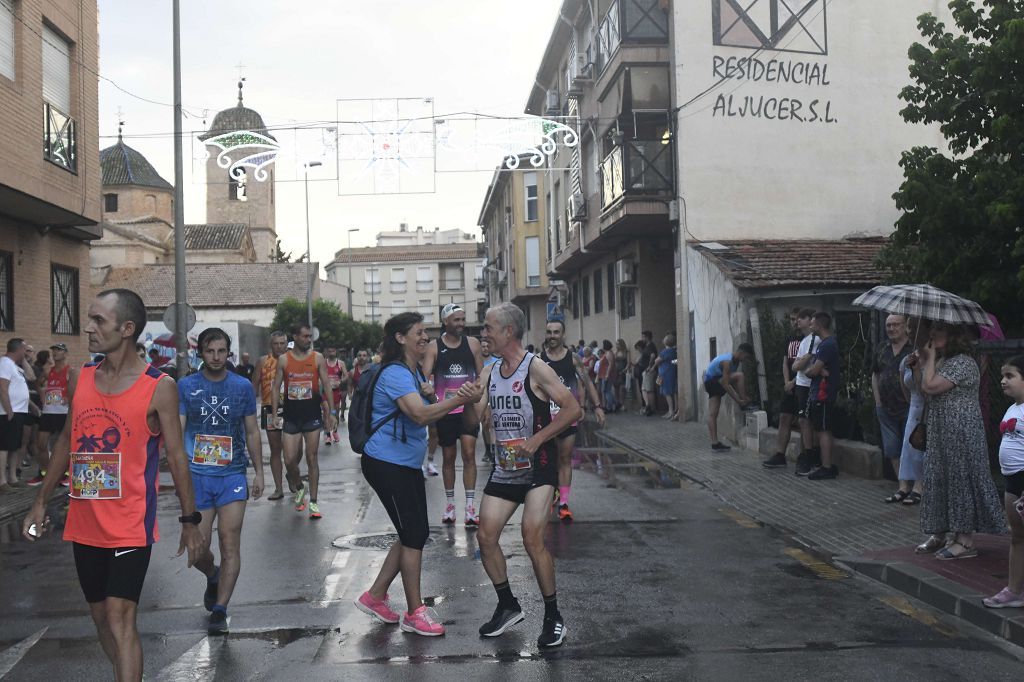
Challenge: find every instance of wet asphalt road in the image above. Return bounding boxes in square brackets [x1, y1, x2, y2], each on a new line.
[1, 434, 1023, 681]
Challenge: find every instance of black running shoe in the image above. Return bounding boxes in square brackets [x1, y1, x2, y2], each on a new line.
[204, 575, 219, 612]
[808, 465, 838, 480]
[208, 609, 228, 635]
[710, 442, 731, 452]
[762, 453, 787, 468]
[479, 602, 524, 637]
[537, 615, 566, 648]
[794, 454, 812, 476]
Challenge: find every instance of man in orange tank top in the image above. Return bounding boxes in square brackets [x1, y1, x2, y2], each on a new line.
[23, 289, 203, 682]
[271, 323, 335, 519]
[252, 330, 288, 500]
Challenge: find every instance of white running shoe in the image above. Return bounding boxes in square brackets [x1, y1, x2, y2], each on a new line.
[426, 461, 439, 477]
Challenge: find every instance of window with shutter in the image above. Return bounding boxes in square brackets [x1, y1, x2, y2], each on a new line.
[41, 24, 70, 112]
[0, 0, 15, 81]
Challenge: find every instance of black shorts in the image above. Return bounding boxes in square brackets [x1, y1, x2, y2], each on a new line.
[779, 390, 798, 416]
[260, 405, 284, 431]
[557, 424, 579, 440]
[361, 455, 429, 550]
[0, 413, 26, 451]
[39, 413, 67, 433]
[1005, 471, 1024, 498]
[484, 480, 556, 505]
[436, 413, 479, 448]
[73, 542, 152, 603]
[795, 386, 811, 417]
[704, 378, 726, 399]
[23, 411, 38, 427]
[283, 417, 323, 434]
[808, 400, 835, 433]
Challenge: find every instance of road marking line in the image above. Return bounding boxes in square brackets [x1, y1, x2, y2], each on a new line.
[155, 636, 225, 682]
[782, 547, 849, 580]
[878, 596, 961, 638]
[315, 551, 352, 608]
[719, 508, 760, 528]
[0, 627, 48, 678]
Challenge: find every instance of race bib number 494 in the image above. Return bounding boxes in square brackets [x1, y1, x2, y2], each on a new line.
[70, 452, 122, 499]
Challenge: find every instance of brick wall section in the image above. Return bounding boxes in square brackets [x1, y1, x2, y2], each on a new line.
[1, 217, 96, 364]
[101, 186, 174, 225]
[0, 0, 100, 224]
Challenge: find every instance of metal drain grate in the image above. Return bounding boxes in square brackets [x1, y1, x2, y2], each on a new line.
[332, 532, 434, 551]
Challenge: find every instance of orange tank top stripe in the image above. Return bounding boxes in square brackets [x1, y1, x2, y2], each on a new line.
[259, 354, 278, 403]
[63, 363, 165, 548]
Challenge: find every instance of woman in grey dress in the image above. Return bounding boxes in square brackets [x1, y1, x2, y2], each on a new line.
[916, 323, 1006, 558]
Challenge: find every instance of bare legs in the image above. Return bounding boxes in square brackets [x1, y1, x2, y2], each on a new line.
[194, 500, 247, 608]
[368, 540, 423, 611]
[284, 430, 321, 500]
[478, 489, 556, 596]
[266, 429, 284, 495]
[87, 597, 142, 682]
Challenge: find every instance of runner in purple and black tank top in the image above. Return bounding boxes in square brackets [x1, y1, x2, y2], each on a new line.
[541, 320, 603, 522]
[422, 304, 483, 527]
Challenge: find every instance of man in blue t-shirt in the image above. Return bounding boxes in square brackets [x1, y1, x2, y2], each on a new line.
[702, 343, 755, 451]
[178, 328, 263, 634]
[804, 312, 842, 480]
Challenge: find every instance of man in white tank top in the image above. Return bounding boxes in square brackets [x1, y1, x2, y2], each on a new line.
[463, 303, 581, 649]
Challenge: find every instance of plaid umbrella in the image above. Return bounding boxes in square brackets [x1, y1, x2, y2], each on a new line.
[852, 284, 990, 326]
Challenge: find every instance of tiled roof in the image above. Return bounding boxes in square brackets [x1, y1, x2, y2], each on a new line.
[101, 263, 314, 308]
[331, 243, 484, 265]
[183, 224, 249, 251]
[690, 237, 889, 290]
[99, 139, 173, 190]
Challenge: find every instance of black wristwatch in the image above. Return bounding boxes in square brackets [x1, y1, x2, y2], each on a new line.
[179, 511, 202, 525]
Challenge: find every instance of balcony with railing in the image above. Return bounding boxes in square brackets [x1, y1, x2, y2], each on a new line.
[44, 102, 77, 173]
[593, 0, 669, 76]
[599, 140, 673, 209]
[364, 282, 382, 295]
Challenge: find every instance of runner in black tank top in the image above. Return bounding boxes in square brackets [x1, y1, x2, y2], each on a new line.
[541, 320, 603, 522]
[462, 303, 581, 649]
[422, 304, 484, 527]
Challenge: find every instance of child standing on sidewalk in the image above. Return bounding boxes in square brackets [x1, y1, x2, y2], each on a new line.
[985, 356, 1024, 609]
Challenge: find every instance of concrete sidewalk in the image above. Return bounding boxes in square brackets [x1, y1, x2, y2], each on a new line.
[595, 411, 1023, 647]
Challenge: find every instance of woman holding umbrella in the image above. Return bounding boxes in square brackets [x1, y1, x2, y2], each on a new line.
[915, 322, 1005, 557]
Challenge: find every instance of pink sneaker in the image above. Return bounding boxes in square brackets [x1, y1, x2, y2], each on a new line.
[355, 591, 400, 624]
[983, 587, 1024, 609]
[401, 605, 445, 636]
[441, 503, 456, 525]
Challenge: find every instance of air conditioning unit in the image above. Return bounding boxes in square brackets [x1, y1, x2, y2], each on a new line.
[574, 53, 594, 82]
[615, 259, 637, 285]
[568, 192, 587, 221]
[545, 90, 560, 115]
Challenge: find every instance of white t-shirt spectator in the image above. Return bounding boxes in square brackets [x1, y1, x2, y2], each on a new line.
[795, 334, 819, 388]
[999, 402, 1024, 475]
[0, 355, 30, 414]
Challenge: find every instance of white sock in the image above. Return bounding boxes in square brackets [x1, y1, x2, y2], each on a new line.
[465, 490, 475, 506]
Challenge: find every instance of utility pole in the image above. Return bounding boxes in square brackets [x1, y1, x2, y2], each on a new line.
[172, 0, 187, 378]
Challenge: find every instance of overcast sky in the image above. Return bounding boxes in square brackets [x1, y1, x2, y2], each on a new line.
[97, 0, 561, 271]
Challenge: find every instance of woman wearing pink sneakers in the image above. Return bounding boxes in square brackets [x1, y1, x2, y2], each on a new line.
[984, 356, 1024, 609]
[354, 312, 482, 635]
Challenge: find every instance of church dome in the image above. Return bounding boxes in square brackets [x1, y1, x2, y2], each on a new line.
[199, 81, 276, 142]
[99, 138, 173, 190]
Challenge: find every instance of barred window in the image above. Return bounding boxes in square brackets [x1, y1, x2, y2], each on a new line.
[51, 263, 79, 334]
[0, 251, 12, 331]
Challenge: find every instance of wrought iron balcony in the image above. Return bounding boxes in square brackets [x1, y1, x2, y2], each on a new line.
[43, 102, 77, 173]
[594, 0, 669, 74]
[599, 140, 674, 209]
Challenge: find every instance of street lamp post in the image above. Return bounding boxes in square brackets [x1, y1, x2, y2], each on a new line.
[303, 161, 322, 332]
[347, 228, 359, 318]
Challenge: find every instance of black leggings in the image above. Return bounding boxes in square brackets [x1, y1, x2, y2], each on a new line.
[361, 454, 429, 550]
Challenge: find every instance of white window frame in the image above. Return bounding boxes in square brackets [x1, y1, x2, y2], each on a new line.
[525, 237, 540, 288]
[416, 265, 433, 292]
[524, 171, 538, 222]
[390, 266, 407, 294]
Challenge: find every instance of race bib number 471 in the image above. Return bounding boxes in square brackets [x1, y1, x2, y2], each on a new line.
[193, 434, 233, 466]
[70, 452, 122, 499]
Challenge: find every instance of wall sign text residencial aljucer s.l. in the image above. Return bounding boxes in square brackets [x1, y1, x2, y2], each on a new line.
[709, 0, 835, 124]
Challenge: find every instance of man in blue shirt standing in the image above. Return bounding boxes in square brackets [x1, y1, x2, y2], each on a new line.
[179, 327, 263, 634]
[804, 312, 842, 480]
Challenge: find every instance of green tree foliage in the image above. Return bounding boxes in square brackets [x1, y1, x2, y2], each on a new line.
[270, 298, 383, 351]
[879, 1, 1024, 332]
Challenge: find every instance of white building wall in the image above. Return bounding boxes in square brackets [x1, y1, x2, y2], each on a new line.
[673, 1, 950, 241]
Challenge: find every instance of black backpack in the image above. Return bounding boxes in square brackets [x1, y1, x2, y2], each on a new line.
[347, 362, 418, 454]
